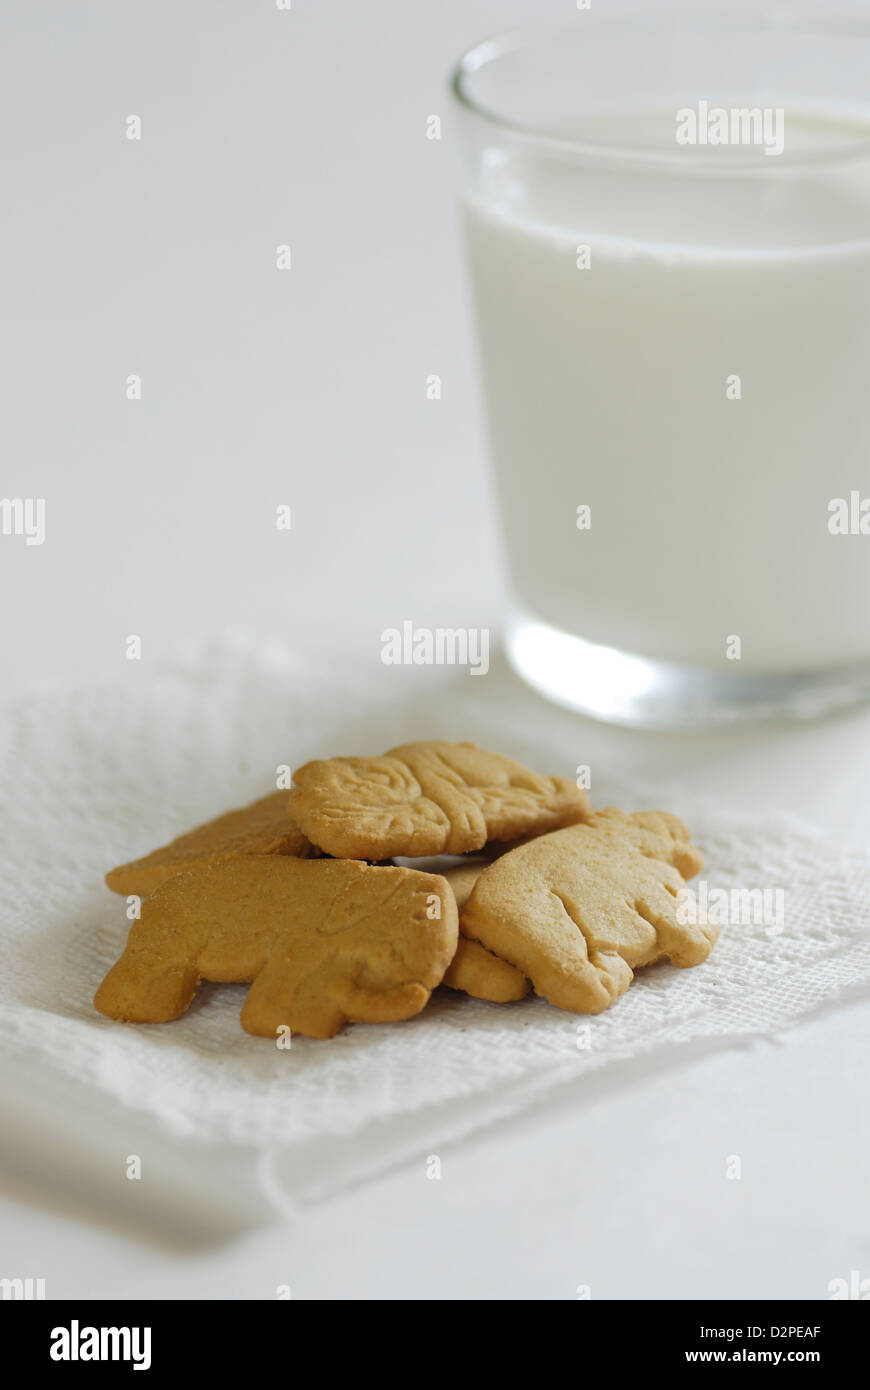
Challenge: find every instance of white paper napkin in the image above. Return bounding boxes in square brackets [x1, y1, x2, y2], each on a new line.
[3, 634, 869, 1207]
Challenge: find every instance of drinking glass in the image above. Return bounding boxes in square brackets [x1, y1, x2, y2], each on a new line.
[451, 7, 870, 727]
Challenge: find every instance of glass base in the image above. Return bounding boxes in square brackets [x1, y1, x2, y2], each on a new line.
[506, 610, 870, 731]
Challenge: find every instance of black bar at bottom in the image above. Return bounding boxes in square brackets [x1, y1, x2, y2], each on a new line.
[1, 1298, 865, 1372]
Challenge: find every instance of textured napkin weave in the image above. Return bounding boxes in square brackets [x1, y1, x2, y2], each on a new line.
[3, 636, 870, 1204]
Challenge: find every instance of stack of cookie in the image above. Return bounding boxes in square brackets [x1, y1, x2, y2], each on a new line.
[95, 741, 717, 1039]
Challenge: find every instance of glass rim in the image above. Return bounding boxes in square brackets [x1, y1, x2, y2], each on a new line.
[448, 13, 870, 172]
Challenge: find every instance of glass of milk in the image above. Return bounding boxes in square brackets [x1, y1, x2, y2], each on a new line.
[451, 11, 870, 728]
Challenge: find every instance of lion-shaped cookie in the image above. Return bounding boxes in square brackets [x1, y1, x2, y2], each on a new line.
[289, 740, 588, 860]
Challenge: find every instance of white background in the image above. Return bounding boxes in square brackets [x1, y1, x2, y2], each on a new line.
[1, 0, 870, 1301]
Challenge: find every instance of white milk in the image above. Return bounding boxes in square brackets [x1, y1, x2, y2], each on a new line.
[464, 111, 870, 672]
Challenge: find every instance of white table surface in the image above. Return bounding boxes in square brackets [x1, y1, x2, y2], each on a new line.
[1, 0, 868, 1300]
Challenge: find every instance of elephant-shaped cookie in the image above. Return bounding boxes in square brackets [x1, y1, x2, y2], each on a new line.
[460, 809, 714, 1014]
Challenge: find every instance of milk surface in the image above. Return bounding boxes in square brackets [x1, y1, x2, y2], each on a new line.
[465, 110, 870, 671]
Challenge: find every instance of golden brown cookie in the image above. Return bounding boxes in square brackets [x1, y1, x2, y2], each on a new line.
[440, 862, 530, 1003]
[289, 741, 588, 860]
[95, 856, 458, 1039]
[460, 809, 713, 1015]
[105, 790, 311, 897]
